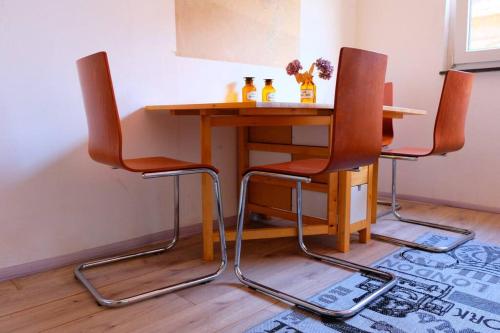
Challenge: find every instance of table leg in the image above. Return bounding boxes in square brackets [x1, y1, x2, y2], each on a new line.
[237, 128, 249, 193]
[327, 172, 338, 235]
[359, 164, 375, 243]
[336, 171, 351, 252]
[201, 115, 214, 261]
[237, 127, 249, 222]
[370, 160, 379, 224]
[327, 125, 338, 236]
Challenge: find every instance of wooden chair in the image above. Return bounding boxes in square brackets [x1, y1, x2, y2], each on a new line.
[74, 52, 227, 307]
[377, 82, 402, 214]
[373, 70, 475, 252]
[234, 48, 397, 319]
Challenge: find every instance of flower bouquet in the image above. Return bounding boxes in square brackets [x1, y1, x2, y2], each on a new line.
[286, 58, 333, 103]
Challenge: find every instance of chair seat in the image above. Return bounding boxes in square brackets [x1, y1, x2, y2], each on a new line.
[381, 146, 432, 158]
[247, 158, 329, 177]
[123, 157, 218, 173]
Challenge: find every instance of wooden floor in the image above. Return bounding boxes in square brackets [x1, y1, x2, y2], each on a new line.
[1, 201, 499, 333]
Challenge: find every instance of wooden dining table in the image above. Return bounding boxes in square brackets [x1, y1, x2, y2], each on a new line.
[145, 102, 426, 261]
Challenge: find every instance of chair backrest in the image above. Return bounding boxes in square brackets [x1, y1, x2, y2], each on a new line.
[432, 70, 474, 155]
[77, 52, 125, 168]
[382, 82, 394, 146]
[324, 47, 388, 172]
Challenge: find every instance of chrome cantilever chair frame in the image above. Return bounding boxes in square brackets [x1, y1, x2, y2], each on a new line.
[371, 156, 475, 252]
[234, 171, 398, 319]
[74, 168, 227, 308]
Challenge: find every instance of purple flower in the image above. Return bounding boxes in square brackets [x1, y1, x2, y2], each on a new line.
[315, 58, 333, 80]
[286, 59, 302, 75]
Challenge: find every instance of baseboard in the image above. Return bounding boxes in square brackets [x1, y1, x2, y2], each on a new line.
[378, 192, 500, 214]
[0, 216, 236, 282]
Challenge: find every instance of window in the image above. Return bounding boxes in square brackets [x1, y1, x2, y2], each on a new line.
[452, 0, 500, 69]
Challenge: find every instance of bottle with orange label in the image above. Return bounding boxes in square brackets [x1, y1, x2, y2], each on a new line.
[300, 79, 316, 103]
[262, 79, 276, 102]
[242, 77, 257, 102]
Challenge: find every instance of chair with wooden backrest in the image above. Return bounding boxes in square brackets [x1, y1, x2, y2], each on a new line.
[75, 51, 227, 307]
[372, 70, 475, 252]
[377, 82, 402, 214]
[234, 47, 397, 319]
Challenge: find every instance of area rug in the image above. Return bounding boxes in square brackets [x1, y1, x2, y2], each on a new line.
[247, 234, 500, 332]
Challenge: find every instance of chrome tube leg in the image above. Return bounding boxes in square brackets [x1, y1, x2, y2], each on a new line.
[234, 171, 397, 319]
[391, 159, 398, 215]
[372, 159, 475, 252]
[172, 175, 180, 244]
[234, 172, 250, 280]
[296, 181, 306, 253]
[377, 158, 400, 217]
[211, 172, 228, 275]
[74, 168, 227, 308]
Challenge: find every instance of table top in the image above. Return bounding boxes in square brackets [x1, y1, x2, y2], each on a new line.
[145, 101, 427, 117]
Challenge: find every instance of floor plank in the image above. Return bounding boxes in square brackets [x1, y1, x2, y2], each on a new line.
[43, 294, 191, 333]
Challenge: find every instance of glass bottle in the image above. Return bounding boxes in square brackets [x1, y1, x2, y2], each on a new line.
[262, 79, 276, 102]
[242, 77, 257, 102]
[300, 79, 316, 103]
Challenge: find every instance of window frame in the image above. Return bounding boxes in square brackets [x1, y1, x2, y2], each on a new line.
[452, 0, 500, 68]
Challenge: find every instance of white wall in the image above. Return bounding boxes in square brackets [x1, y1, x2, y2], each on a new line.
[356, 0, 500, 212]
[0, 0, 357, 270]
